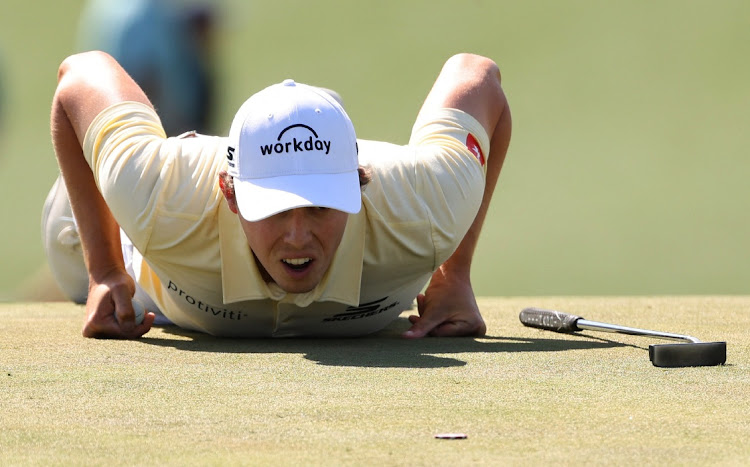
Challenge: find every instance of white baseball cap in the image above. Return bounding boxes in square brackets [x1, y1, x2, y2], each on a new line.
[226, 79, 361, 222]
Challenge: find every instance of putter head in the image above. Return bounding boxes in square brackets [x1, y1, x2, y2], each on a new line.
[649, 341, 726, 367]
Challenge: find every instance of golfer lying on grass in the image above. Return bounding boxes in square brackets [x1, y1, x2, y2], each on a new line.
[45, 51, 511, 339]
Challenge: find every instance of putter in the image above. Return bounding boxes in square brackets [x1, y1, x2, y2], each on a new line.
[519, 307, 726, 368]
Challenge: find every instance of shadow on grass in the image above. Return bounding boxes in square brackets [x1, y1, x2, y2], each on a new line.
[138, 318, 629, 368]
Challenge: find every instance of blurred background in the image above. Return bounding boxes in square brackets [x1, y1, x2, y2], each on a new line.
[1, 0, 748, 300]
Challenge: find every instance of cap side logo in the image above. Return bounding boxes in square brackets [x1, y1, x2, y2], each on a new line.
[260, 124, 331, 156]
[466, 133, 485, 166]
[227, 146, 235, 168]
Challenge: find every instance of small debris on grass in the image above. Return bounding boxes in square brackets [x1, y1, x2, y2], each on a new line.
[434, 433, 467, 440]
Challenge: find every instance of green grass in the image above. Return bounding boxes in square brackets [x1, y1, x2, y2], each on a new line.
[2, 297, 749, 465]
[2, 0, 750, 300]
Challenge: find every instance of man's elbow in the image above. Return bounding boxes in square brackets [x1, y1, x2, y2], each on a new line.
[57, 51, 115, 84]
[445, 53, 502, 86]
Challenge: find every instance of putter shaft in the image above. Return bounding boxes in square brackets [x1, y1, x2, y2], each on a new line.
[576, 319, 701, 344]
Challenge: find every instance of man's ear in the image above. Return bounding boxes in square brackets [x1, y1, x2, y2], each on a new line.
[218, 171, 238, 214]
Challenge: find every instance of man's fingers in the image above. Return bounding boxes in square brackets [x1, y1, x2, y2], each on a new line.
[112, 292, 137, 331]
[402, 314, 441, 339]
[402, 292, 486, 338]
[83, 290, 154, 339]
[429, 320, 485, 337]
[108, 307, 154, 339]
[428, 322, 462, 337]
[82, 321, 120, 338]
[402, 324, 429, 339]
[84, 312, 154, 339]
[130, 312, 155, 338]
[416, 294, 426, 313]
[403, 318, 481, 339]
[440, 318, 487, 337]
[403, 314, 487, 339]
[402, 294, 431, 338]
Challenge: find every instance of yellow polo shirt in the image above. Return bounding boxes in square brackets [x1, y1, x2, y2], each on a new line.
[83, 101, 489, 337]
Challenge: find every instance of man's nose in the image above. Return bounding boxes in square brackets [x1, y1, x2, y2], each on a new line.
[282, 209, 313, 248]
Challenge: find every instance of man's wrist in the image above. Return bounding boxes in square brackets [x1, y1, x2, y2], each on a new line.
[86, 260, 128, 286]
[433, 260, 472, 285]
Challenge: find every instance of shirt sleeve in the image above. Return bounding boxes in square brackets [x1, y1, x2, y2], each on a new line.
[82, 101, 226, 254]
[359, 108, 489, 269]
[408, 109, 489, 265]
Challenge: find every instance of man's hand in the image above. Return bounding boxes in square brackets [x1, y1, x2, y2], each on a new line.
[402, 267, 486, 339]
[82, 270, 154, 339]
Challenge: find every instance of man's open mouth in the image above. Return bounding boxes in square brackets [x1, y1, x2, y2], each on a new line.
[282, 257, 313, 271]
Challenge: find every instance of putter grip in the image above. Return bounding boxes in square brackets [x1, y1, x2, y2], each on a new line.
[519, 308, 581, 333]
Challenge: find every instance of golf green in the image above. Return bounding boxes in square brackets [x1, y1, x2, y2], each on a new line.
[2, 297, 747, 465]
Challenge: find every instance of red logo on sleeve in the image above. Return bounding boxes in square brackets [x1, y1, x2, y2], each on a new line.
[466, 134, 485, 166]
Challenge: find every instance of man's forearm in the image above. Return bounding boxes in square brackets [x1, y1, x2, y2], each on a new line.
[51, 92, 124, 283]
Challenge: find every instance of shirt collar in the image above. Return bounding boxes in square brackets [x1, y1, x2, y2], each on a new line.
[218, 203, 365, 307]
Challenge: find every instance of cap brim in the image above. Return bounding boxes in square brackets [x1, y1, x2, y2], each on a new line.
[234, 171, 362, 222]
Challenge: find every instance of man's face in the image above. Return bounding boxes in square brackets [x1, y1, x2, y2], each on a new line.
[239, 207, 349, 293]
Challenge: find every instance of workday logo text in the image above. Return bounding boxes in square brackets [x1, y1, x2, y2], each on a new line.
[261, 124, 331, 156]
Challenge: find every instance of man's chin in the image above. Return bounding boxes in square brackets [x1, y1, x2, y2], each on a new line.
[268, 264, 326, 294]
[282, 284, 316, 294]
[273, 277, 319, 294]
